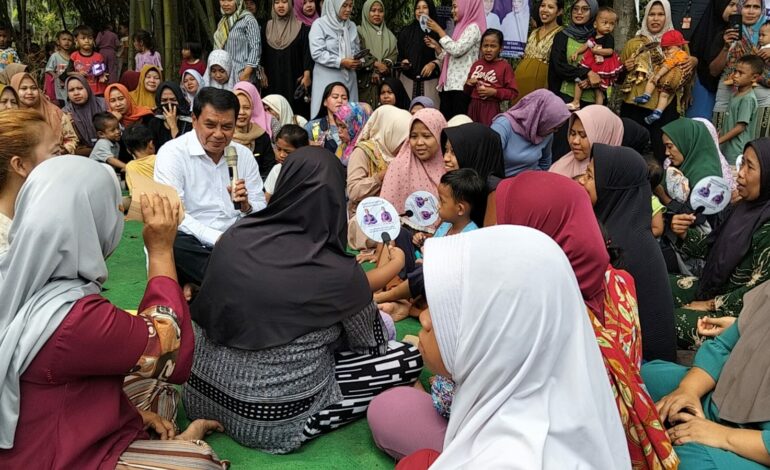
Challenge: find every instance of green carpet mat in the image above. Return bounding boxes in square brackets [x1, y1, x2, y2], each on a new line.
[104, 221, 424, 469]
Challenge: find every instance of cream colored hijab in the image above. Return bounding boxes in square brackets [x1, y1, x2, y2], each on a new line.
[550, 105, 624, 178]
[424, 226, 630, 469]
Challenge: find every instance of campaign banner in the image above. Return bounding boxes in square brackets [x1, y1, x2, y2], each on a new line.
[490, 0, 529, 58]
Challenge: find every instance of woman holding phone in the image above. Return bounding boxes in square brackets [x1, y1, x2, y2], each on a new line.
[711, 0, 767, 120]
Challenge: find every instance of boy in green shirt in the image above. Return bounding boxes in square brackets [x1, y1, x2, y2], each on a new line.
[719, 55, 762, 164]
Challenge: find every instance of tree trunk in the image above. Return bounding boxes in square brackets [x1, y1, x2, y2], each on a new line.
[129, 0, 137, 70]
[613, 0, 638, 50]
[163, 0, 173, 76]
[192, 0, 213, 43]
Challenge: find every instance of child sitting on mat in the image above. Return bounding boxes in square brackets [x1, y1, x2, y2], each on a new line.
[376, 168, 487, 321]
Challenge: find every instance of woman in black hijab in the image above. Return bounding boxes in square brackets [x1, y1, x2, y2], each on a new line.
[183, 146, 421, 454]
[148, 81, 193, 150]
[378, 76, 411, 110]
[579, 144, 677, 362]
[441, 122, 505, 227]
[669, 138, 770, 349]
[397, 0, 442, 104]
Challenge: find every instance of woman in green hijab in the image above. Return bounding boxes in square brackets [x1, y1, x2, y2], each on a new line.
[661, 118, 723, 205]
[357, 0, 398, 106]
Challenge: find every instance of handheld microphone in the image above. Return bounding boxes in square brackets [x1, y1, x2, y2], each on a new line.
[399, 210, 414, 218]
[225, 146, 239, 210]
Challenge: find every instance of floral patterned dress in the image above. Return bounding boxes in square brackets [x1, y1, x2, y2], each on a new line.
[669, 221, 770, 349]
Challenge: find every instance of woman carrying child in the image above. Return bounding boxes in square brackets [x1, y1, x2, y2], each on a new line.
[463, 28, 517, 126]
[568, 7, 623, 110]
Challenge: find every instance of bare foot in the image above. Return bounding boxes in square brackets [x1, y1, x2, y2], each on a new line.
[176, 419, 224, 441]
[378, 301, 410, 322]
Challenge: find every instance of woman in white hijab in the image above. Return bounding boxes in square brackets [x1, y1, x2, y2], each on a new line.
[403, 225, 631, 468]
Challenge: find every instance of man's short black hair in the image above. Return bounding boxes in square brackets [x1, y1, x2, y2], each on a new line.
[276, 124, 310, 148]
[92, 112, 118, 132]
[123, 124, 154, 154]
[738, 54, 765, 76]
[193, 87, 240, 120]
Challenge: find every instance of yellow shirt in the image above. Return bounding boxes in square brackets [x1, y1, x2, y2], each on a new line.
[125, 154, 157, 193]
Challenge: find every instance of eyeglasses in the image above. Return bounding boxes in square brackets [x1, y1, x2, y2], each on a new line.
[573, 6, 591, 12]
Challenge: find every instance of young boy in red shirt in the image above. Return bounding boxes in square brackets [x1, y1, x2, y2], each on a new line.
[65, 25, 108, 96]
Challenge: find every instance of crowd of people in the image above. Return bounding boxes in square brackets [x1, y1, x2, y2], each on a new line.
[1, 0, 770, 468]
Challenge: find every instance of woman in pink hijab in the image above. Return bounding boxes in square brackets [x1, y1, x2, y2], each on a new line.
[425, 0, 486, 120]
[380, 108, 447, 233]
[549, 104, 624, 178]
[294, 0, 319, 26]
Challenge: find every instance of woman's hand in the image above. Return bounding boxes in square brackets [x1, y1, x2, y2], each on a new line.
[624, 57, 636, 72]
[401, 59, 412, 70]
[656, 387, 706, 424]
[162, 104, 179, 136]
[141, 193, 180, 254]
[697, 316, 736, 337]
[671, 213, 696, 239]
[374, 61, 389, 74]
[299, 72, 312, 89]
[758, 48, 770, 62]
[723, 28, 740, 48]
[139, 410, 177, 440]
[684, 299, 716, 312]
[412, 232, 429, 247]
[668, 413, 729, 449]
[426, 18, 445, 37]
[420, 61, 437, 78]
[110, 110, 123, 122]
[424, 36, 441, 51]
[340, 58, 361, 70]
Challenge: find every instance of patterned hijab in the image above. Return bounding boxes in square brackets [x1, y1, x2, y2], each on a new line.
[439, 0, 486, 88]
[334, 102, 370, 161]
[63, 75, 107, 147]
[496, 89, 570, 145]
[267, 0, 302, 50]
[181, 69, 204, 106]
[104, 83, 154, 126]
[550, 105, 624, 178]
[497, 172, 609, 322]
[294, 0, 318, 27]
[130, 64, 163, 108]
[358, 0, 397, 61]
[214, 0, 252, 49]
[0, 157, 123, 449]
[380, 108, 447, 230]
[203, 49, 235, 89]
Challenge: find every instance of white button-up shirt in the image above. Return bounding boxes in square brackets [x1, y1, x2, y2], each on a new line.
[154, 130, 267, 247]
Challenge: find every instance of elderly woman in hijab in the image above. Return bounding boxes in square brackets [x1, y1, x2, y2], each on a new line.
[642, 281, 770, 470]
[0, 156, 227, 468]
[214, 0, 262, 84]
[490, 89, 571, 177]
[309, 0, 361, 117]
[619, 0, 697, 162]
[63, 75, 107, 152]
[0, 85, 19, 111]
[10, 72, 77, 154]
[262, 0, 313, 118]
[182, 147, 421, 454]
[347, 105, 414, 249]
[233, 81, 277, 179]
[550, 104, 624, 178]
[578, 144, 677, 362]
[357, 0, 398, 106]
[668, 138, 770, 349]
[148, 81, 193, 150]
[393, 226, 631, 468]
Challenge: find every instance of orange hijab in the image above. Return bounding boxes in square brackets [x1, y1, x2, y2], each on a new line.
[105, 83, 153, 126]
[10, 73, 63, 140]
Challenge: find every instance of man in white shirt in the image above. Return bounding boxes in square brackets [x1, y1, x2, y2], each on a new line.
[155, 87, 267, 288]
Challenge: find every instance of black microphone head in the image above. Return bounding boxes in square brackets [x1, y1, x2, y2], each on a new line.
[381, 232, 392, 244]
[694, 206, 705, 215]
[403, 210, 414, 217]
